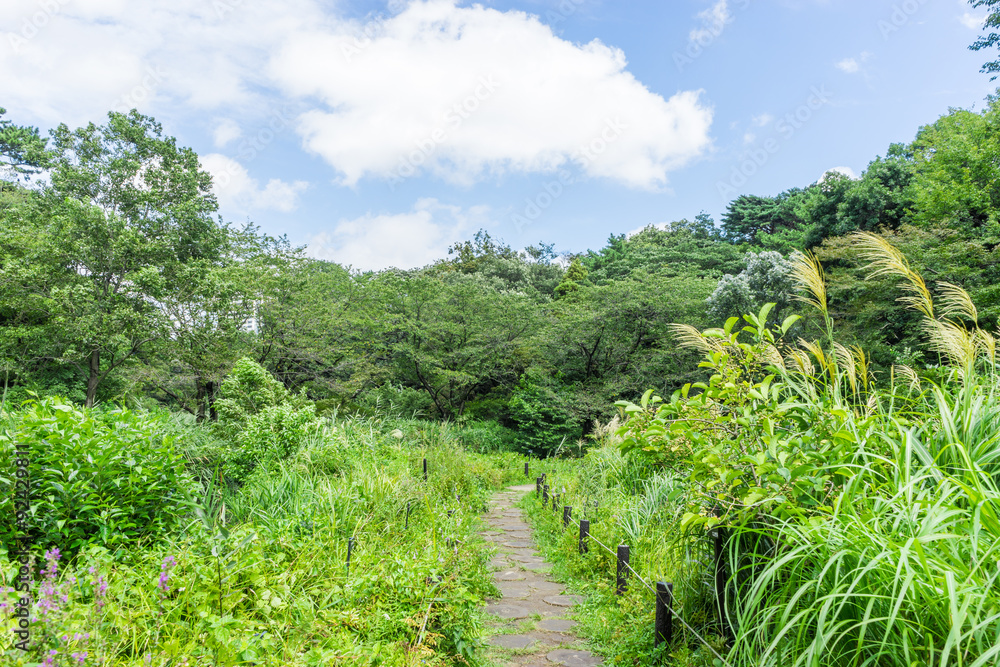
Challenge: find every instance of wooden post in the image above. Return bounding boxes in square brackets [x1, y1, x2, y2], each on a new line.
[422, 458, 427, 482]
[346, 537, 355, 578]
[579, 519, 589, 554]
[524, 461, 529, 478]
[536, 477, 542, 496]
[714, 528, 732, 640]
[563, 505, 572, 529]
[542, 484, 549, 506]
[616, 545, 630, 596]
[655, 581, 673, 647]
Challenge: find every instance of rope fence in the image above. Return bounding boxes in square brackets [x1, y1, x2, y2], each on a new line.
[527, 464, 734, 666]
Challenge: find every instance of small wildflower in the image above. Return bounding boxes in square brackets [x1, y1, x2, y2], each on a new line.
[42, 649, 58, 667]
[158, 556, 177, 593]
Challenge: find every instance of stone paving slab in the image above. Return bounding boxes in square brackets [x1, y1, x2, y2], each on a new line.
[481, 484, 602, 666]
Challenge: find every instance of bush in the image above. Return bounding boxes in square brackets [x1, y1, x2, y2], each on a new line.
[0, 397, 196, 554]
[505, 375, 581, 456]
[456, 419, 519, 453]
[214, 358, 321, 481]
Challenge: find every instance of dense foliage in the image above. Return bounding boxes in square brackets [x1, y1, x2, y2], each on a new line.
[524, 240, 1000, 666]
[5, 88, 1000, 454]
[1, 404, 527, 666]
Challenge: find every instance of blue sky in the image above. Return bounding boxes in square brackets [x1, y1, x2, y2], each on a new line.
[2, 0, 996, 269]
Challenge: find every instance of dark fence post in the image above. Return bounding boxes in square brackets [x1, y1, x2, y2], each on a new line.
[563, 505, 572, 528]
[542, 484, 549, 506]
[714, 528, 732, 641]
[536, 476, 542, 497]
[524, 461, 529, 478]
[346, 537, 355, 578]
[553, 493, 559, 512]
[655, 581, 673, 648]
[616, 545, 630, 596]
[423, 458, 427, 482]
[579, 519, 589, 554]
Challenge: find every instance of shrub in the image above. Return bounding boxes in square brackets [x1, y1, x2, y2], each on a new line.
[0, 397, 196, 554]
[506, 375, 581, 456]
[214, 358, 321, 481]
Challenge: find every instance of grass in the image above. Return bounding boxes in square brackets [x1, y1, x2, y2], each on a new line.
[1, 411, 530, 666]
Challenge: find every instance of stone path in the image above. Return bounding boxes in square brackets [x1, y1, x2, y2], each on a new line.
[481, 484, 603, 667]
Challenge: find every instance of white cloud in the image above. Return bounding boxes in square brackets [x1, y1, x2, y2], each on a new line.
[0, 0, 323, 126]
[743, 132, 756, 145]
[959, 12, 987, 30]
[752, 113, 774, 127]
[1, 0, 713, 191]
[836, 58, 860, 74]
[836, 51, 872, 75]
[307, 198, 491, 271]
[271, 1, 714, 189]
[200, 153, 309, 213]
[690, 1, 731, 43]
[213, 119, 243, 148]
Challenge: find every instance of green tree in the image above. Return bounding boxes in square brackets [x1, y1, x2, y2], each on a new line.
[554, 257, 588, 297]
[721, 191, 808, 249]
[969, 0, 1000, 78]
[0, 107, 49, 183]
[45, 110, 221, 407]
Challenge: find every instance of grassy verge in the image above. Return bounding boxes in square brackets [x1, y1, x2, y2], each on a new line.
[1, 410, 528, 666]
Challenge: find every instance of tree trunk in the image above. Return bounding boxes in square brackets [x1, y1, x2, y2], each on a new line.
[207, 381, 219, 421]
[85, 349, 100, 408]
[195, 377, 208, 423]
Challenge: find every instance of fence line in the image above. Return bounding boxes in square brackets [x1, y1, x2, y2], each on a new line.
[535, 477, 734, 667]
[585, 530, 732, 667]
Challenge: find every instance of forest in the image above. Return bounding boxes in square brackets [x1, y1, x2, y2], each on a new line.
[6, 4, 1000, 665]
[3, 90, 1000, 453]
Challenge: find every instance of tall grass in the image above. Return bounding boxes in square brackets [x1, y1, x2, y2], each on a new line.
[522, 233, 1000, 666]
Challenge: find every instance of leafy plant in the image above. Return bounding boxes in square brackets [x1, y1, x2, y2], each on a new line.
[0, 397, 196, 554]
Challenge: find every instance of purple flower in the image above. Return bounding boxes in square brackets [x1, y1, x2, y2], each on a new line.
[42, 649, 58, 667]
[90, 569, 108, 612]
[43, 548, 61, 578]
[72, 650, 88, 664]
[158, 556, 176, 593]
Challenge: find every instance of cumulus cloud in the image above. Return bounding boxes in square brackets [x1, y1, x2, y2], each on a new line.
[270, 0, 713, 189]
[752, 113, 774, 127]
[200, 153, 309, 213]
[307, 198, 491, 271]
[2, 0, 713, 190]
